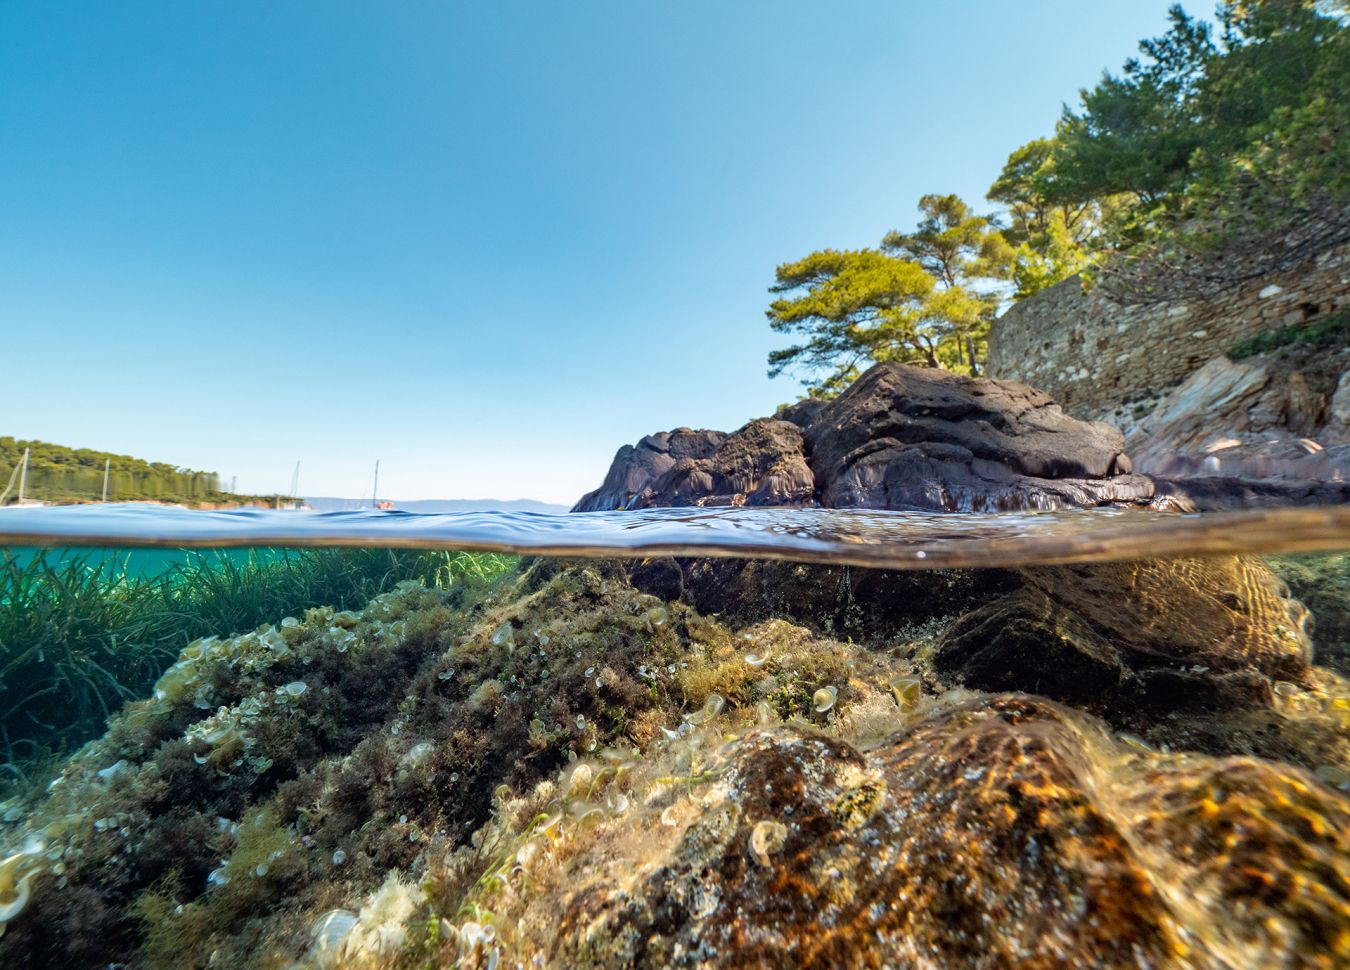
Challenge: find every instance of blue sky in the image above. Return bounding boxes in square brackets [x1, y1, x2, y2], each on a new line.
[2, 1, 1185, 504]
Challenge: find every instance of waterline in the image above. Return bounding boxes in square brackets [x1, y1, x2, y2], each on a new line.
[2, 503, 1349, 570]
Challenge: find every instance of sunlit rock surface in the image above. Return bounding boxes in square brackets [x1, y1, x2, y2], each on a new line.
[543, 697, 1350, 969]
[575, 362, 1154, 513]
[1129, 347, 1350, 481]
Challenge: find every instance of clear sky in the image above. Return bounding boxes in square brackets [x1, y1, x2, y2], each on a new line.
[2, 1, 1186, 504]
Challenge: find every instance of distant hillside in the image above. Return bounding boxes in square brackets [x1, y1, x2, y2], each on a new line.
[305, 496, 570, 514]
[0, 437, 277, 506]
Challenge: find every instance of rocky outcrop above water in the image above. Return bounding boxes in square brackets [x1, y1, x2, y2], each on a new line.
[574, 363, 1154, 513]
[1128, 346, 1350, 481]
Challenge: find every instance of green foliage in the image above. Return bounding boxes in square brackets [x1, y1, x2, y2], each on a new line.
[880, 194, 1010, 370]
[768, 1, 1350, 390]
[0, 437, 275, 506]
[0, 547, 518, 762]
[1227, 308, 1350, 360]
[1051, 5, 1218, 207]
[767, 196, 1014, 392]
[986, 138, 1115, 296]
[765, 248, 935, 388]
[880, 194, 1006, 290]
[1047, 2, 1349, 244]
[1006, 211, 1092, 299]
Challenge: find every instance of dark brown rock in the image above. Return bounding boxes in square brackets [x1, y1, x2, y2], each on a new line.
[806, 363, 1152, 511]
[934, 556, 1313, 710]
[574, 421, 810, 511]
[630, 556, 1020, 640]
[575, 363, 1154, 513]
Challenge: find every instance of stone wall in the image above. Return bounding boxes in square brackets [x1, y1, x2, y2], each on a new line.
[986, 242, 1350, 422]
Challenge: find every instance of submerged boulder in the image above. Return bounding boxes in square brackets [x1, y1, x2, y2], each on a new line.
[574, 363, 1153, 513]
[531, 695, 1350, 969]
[2, 560, 1348, 969]
[934, 556, 1312, 712]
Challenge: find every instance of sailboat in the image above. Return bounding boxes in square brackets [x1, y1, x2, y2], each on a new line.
[350, 460, 392, 511]
[0, 447, 49, 507]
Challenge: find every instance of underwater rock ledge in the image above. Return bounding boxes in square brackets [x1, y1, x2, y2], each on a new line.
[0, 556, 1348, 968]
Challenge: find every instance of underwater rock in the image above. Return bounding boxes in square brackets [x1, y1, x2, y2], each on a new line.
[935, 556, 1312, 710]
[575, 362, 1153, 512]
[630, 556, 1021, 639]
[3, 560, 1348, 968]
[531, 695, 1350, 969]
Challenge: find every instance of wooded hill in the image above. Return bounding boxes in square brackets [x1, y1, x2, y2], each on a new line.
[0, 437, 278, 506]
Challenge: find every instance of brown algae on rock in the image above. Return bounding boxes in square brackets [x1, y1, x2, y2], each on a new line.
[1, 555, 1349, 968]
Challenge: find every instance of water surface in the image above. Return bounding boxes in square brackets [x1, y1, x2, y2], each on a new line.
[3, 502, 1350, 569]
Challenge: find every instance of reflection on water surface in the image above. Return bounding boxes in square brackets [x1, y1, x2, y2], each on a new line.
[2, 502, 1350, 569]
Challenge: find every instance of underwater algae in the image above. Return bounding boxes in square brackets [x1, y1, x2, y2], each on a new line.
[0, 555, 1347, 967]
[0, 547, 516, 764]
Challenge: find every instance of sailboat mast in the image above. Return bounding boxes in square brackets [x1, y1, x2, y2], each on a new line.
[372, 460, 380, 506]
[17, 447, 29, 502]
[102, 458, 110, 502]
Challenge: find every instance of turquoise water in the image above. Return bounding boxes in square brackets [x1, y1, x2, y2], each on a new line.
[3, 502, 1350, 569]
[4, 546, 262, 581]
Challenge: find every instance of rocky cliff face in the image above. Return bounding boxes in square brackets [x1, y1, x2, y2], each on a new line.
[985, 243, 1350, 494]
[1128, 345, 1350, 480]
[575, 362, 1152, 513]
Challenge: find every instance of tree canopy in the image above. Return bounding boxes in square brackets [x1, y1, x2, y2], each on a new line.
[1049, 2, 1349, 242]
[767, 198, 1012, 394]
[766, 249, 935, 394]
[765, 0, 1350, 393]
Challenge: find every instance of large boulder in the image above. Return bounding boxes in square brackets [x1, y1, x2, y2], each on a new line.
[933, 556, 1312, 713]
[806, 362, 1150, 511]
[574, 363, 1154, 513]
[573, 428, 727, 512]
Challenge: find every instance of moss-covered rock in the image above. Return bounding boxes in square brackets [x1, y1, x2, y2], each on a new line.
[1, 556, 1347, 968]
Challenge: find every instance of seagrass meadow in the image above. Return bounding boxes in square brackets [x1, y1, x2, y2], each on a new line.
[0, 548, 518, 780]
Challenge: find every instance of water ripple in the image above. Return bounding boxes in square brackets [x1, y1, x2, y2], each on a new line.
[2, 503, 1349, 569]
